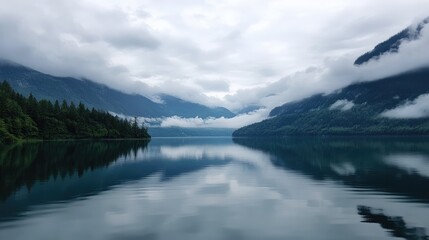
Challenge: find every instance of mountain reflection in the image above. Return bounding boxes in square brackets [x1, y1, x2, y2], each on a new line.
[233, 137, 429, 203]
[1, 137, 429, 240]
[358, 205, 428, 240]
[0, 139, 232, 222]
[0, 140, 150, 201]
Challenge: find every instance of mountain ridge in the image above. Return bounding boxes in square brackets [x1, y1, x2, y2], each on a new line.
[0, 60, 235, 118]
[354, 17, 429, 65]
[233, 68, 429, 136]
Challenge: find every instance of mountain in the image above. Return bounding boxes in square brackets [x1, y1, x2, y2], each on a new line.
[354, 17, 429, 65]
[233, 69, 429, 136]
[0, 60, 235, 118]
[233, 19, 429, 137]
[268, 69, 429, 118]
[149, 127, 234, 137]
[158, 94, 234, 118]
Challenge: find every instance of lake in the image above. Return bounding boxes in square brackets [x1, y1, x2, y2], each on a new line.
[0, 137, 429, 240]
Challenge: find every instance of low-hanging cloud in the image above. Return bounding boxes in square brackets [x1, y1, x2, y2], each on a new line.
[112, 108, 270, 129]
[1, 0, 429, 119]
[329, 99, 355, 111]
[159, 108, 269, 129]
[381, 94, 429, 119]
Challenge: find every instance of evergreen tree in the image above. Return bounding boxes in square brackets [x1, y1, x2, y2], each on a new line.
[0, 81, 150, 143]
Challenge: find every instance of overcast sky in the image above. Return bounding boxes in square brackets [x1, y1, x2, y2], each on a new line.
[1, 0, 429, 125]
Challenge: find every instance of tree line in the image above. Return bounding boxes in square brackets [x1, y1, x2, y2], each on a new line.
[0, 81, 150, 143]
[233, 105, 429, 137]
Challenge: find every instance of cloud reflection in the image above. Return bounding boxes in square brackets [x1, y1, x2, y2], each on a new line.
[1, 138, 429, 240]
[385, 154, 429, 178]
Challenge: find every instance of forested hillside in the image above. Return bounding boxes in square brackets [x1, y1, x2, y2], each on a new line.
[233, 69, 429, 137]
[0, 81, 150, 143]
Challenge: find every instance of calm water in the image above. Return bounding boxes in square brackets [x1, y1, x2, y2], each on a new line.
[1, 137, 429, 240]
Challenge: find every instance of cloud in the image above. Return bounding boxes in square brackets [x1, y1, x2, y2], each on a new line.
[1, 0, 429, 112]
[225, 22, 429, 111]
[159, 108, 269, 129]
[195, 79, 230, 92]
[104, 28, 160, 50]
[381, 94, 429, 119]
[329, 99, 355, 111]
[111, 108, 269, 129]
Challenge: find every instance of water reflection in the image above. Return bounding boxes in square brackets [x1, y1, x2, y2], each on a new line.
[0, 139, 233, 222]
[0, 137, 428, 240]
[234, 137, 429, 203]
[0, 140, 150, 200]
[358, 205, 428, 240]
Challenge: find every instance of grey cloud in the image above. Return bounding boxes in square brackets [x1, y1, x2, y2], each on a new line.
[76, 8, 161, 50]
[195, 79, 230, 92]
[104, 29, 160, 50]
[0, 0, 429, 118]
[257, 67, 278, 77]
[226, 23, 429, 111]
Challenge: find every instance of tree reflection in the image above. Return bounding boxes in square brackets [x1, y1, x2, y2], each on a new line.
[0, 140, 149, 200]
[234, 137, 429, 203]
[358, 205, 428, 240]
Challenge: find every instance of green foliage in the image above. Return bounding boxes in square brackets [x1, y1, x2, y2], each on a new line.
[234, 69, 429, 137]
[233, 105, 429, 136]
[0, 81, 150, 143]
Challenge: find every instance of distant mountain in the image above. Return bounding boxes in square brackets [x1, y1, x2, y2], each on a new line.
[0, 60, 235, 118]
[354, 17, 429, 65]
[233, 69, 429, 136]
[158, 94, 235, 118]
[235, 105, 262, 115]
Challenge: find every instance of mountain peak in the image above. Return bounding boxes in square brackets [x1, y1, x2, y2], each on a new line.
[354, 17, 429, 65]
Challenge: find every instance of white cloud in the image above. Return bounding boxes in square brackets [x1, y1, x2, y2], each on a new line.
[226, 22, 429, 111]
[381, 94, 429, 119]
[112, 108, 269, 129]
[329, 99, 355, 111]
[1, 0, 429, 112]
[159, 108, 269, 129]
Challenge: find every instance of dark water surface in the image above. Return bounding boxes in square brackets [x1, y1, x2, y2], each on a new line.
[0, 137, 429, 240]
